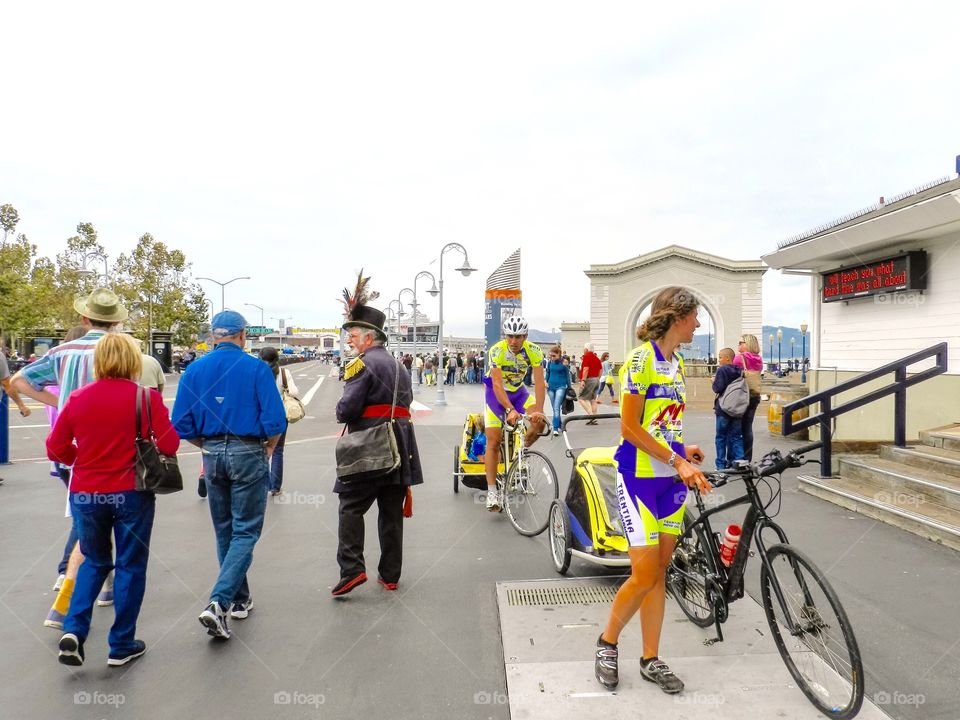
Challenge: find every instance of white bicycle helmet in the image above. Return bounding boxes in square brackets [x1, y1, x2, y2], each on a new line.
[502, 316, 529, 335]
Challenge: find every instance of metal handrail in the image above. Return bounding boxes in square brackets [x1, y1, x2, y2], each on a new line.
[782, 343, 948, 475]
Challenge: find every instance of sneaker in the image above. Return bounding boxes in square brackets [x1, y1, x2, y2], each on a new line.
[378, 577, 399, 591]
[639, 657, 684, 694]
[198, 602, 231, 640]
[58, 633, 84, 666]
[331, 572, 368, 597]
[108, 640, 146, 666]
[44, 608, 65, 630]
[552, 429, 560, 437]
[230, 598, 254, 619]
[53, 573, 66, 592]
[97, 574, 114, 607]
[485, 487, 502, 512]
[594, 635, 619, 689]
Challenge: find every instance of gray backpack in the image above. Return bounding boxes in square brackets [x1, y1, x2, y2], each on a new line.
[718, 372, 750, 418]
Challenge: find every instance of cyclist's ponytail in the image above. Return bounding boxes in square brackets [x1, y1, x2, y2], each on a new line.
[637, 287, 699, 342]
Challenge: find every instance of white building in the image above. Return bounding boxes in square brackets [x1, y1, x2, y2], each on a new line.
[763, 173, 960, 441]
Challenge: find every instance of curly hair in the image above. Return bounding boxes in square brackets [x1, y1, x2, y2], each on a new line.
[637, 287, 699, 342]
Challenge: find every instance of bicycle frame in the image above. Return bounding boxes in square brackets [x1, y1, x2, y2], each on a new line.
[682, 472, 792, 643]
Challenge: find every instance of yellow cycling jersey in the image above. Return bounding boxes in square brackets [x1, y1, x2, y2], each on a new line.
[485, 339, 544, 392]
[614, 340, 686, 477]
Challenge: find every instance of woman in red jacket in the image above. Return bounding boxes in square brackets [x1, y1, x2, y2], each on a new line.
[46, 333, 179, 667]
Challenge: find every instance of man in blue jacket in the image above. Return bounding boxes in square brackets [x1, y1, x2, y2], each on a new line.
[172, 310, 287, 641]
[712, 347, 744, 470]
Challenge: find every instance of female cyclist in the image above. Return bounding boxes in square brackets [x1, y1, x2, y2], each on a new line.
[594, 287, 711, 694]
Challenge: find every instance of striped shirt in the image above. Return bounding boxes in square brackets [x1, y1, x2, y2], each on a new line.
[19, 330, 107, 412]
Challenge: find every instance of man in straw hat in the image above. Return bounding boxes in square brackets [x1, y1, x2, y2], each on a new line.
[332, 272, 423, 596]
[11, 287, 129, 628]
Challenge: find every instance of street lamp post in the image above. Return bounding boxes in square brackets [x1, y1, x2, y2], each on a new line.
[412, 271, 439, 392]
[777, 328, 783, 373]
[435, 243, 476, 406]
[769, 333, 774, 372]
[800, 322, 808, 383]
[245, 303, 265, 344]
[197, 276, 251, 312]
[397, 288, 415, 357]
[271, 316, 292, 350]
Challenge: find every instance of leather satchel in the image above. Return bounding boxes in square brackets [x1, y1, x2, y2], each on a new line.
[134, 387, 183, 494]
[744, 369, 762, 397]
[335, 358, 402, 482]
[281, 368, 305, 423]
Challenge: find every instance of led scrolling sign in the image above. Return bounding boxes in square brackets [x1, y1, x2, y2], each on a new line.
[821, 251, 927, 303]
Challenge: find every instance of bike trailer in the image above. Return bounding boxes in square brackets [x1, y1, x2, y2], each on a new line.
[453, 412, 509, 492]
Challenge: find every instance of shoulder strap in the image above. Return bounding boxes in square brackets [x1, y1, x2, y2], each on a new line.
[143, 386, 155, 437]
[136, 385, 144, 440]
[390, 356, 401, 420]
[281, 367, 288, 390]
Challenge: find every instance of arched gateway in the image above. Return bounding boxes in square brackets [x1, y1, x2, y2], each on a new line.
[584, 245, 766, 364]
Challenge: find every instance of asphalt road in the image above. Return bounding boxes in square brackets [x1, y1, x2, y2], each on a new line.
[1, 361, 957, 719]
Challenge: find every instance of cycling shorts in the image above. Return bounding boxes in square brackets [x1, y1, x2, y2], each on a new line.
[615, 471, 687, 547]
[483, 379, 535, 430]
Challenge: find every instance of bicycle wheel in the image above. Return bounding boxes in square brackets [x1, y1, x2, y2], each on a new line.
[668, 518, 716, 628]
[760, 544, 864, 719]
[503, 449, 559, 536]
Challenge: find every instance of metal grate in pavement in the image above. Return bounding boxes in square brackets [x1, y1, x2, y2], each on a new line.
[506, 584, 618, 607]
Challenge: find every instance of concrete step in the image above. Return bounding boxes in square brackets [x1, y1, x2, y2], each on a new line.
[838, 455, 960, 512]
[920, 423, 960, 451]
[798, 473, 960, 553]
[880, 443, 960, 479]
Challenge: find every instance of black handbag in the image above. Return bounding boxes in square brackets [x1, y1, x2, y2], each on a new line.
[335, 358, 402, 482]
[135, 386, 183, 494]
[562, 386, 577, 415]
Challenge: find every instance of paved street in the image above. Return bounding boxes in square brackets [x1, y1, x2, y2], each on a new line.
[1, 361, 957, 719]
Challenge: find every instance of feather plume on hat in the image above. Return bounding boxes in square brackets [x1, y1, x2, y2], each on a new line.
[340, 269, 380, 319]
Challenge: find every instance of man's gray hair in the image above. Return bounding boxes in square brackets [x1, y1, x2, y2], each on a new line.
[584, 342, 594, 352]
[356, 328, 384, 346]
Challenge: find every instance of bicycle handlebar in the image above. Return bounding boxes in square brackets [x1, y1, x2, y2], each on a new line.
[504, 413, 552, 437]
[706, 441, 824, 488]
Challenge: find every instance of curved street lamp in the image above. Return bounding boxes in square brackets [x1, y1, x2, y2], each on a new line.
[435, 243, 476, 405]
[396, 288, 415, 356]
[411, 270, 439, 390]
[197, 275, 251, 312]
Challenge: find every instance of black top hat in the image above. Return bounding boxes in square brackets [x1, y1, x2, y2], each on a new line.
[342, 305, 387, 342]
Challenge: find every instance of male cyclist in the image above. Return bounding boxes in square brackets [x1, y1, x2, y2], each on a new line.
[483, 316, 547, 511]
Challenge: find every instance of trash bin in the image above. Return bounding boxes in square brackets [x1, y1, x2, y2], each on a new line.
[150, 332, 173, 373]
[767, 387, 809, 440]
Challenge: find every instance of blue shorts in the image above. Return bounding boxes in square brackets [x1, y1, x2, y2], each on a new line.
[615, 470, 687, 547]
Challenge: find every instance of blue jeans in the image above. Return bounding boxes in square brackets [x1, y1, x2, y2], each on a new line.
[548, 387, 567, 431]
[715, 414, 745, 470]
[202, 438, 270, 607]
[269, 431, 286, 493]
[66, 491, 155, 655]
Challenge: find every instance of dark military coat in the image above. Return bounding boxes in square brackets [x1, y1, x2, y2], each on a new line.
[334, 344, 424, 493]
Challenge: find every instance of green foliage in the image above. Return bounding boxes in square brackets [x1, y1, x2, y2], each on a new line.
[0, 206, 211, 347]
[0, 204, 19, 244]
[113, 233, 209, 346]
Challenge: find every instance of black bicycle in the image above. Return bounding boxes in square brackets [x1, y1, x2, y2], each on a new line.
[666, 441, 864, 718]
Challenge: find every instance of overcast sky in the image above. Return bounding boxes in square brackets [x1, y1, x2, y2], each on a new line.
[4, 2, 959, 338]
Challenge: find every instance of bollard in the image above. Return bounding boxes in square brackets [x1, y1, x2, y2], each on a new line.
[1, 391, 9, 464]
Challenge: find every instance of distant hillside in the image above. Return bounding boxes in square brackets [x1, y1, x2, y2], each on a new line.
[529, 329, 560, 343]
[685, 325, 809, 360]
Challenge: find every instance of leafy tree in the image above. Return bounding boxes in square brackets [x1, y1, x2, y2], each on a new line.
[113, 233, 209, 346]
[0, 203, 19, 245]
